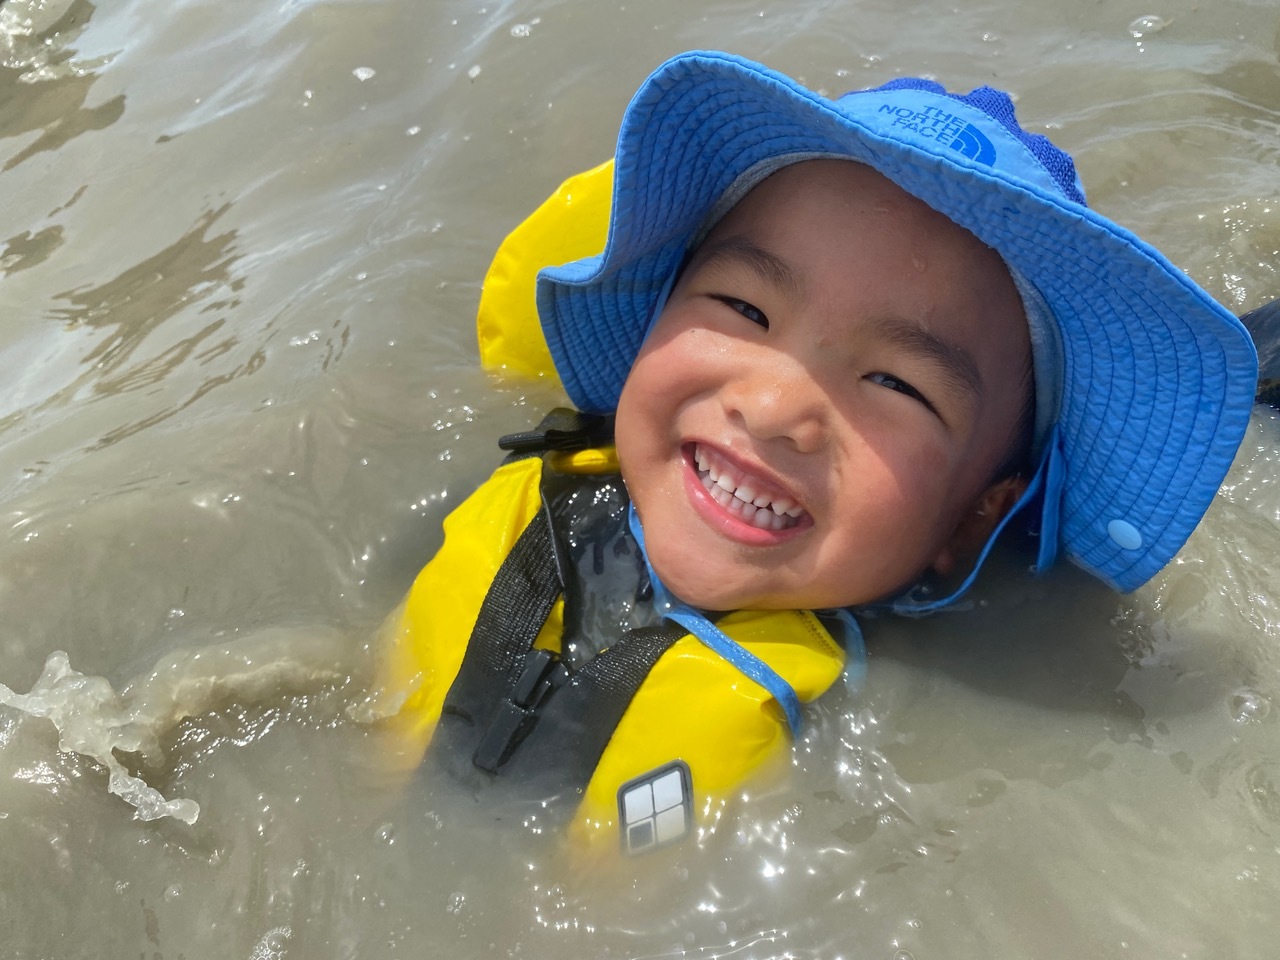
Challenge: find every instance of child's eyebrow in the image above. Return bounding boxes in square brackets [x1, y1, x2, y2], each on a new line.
[692, 235, 804, 300]
[870, 315, 984, 401]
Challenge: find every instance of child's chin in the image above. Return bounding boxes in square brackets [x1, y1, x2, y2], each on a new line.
[649, 556, 756, 611]
[666, 567, 877, 612]
[654, 561, 789, 612]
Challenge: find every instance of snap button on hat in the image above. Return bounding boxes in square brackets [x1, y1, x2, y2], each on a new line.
[1107, 519, 1144, 551]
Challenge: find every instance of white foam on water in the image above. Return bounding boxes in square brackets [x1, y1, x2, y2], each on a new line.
[0, 649, 199, 822]
[0, 626, 355, 824]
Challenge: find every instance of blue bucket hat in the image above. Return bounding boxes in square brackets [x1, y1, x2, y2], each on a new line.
[535, 50, 1258, 596]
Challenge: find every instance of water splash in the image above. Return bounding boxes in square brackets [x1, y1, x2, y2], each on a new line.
[0, 627, 354, 824]
[247, 925, 293, 960]
[0, 650, 200, 822]
[1229, 687, 1272, 724]
[1128, 15, 1171, 39]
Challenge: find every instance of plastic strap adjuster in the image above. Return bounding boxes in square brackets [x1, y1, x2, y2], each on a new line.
[472, 648, 570, 773]
[498, 408, 615, 454]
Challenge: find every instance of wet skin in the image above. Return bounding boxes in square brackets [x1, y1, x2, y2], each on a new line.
[613, 159, 1032, 611]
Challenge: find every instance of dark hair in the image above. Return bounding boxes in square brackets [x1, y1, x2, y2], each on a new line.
[991, 359, 1036, 483]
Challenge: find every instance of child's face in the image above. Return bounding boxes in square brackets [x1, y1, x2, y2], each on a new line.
[614, 159, 1032, 611]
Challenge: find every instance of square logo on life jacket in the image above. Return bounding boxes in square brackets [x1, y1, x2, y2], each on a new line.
[617, 760, 692, 855]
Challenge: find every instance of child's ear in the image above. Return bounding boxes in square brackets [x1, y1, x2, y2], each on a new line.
[930, 475, 1029, 578]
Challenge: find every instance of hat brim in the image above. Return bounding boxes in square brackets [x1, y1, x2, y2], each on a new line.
[537, 50, 1258, 592]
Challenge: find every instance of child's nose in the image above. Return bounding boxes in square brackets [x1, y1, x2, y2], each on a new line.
[723, 357, 826, 453]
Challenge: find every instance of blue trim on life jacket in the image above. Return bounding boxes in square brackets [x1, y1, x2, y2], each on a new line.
[628, 504, 806, 736]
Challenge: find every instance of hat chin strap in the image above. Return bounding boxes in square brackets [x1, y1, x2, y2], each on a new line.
[888, 425, 1065, 617]
[627, 503, 807, 735]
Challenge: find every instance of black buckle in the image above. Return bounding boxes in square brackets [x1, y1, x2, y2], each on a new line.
[498, 408, 614, 455]
[472, 648, 570, 773]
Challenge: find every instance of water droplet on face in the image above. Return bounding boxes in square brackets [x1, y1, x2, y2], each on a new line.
[1229, 688, 1271, 723]
[446, 892, 466, 915]
[1128, 15, 1169, 39]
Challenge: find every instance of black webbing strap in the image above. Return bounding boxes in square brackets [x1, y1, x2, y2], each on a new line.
[487, 620, 685, 817]
[494, 616, 686, 788]
[422, 459, 685, 826]
[428, 506, 562, 774]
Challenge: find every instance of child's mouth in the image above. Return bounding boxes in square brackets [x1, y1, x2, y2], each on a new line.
[691, 443, 806, 532]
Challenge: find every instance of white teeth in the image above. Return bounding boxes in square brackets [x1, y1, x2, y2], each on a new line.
[752, 507, 780, 530]
[693, 443, 804, 529]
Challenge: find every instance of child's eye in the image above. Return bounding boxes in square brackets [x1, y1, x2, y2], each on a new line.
[713, 296, 769, 329]
[868, 371, 937, 413]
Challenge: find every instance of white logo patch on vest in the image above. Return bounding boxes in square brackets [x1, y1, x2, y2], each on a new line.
[617, 760, 692, 854]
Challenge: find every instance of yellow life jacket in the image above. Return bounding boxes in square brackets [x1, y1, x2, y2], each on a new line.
[476, 158, 615, 386]
[371, 162, 850, 859]
[373, 434, 846, 857]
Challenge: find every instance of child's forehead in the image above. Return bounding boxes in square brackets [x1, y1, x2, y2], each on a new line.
[695, 159, 1023, 310]
[702, 159, 995, 261]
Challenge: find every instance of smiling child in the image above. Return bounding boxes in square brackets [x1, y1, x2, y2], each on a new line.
[371, 51, 1258, 858]
[615, 159, 1034, 611]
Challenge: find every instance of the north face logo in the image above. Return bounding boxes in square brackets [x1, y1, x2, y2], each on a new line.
[877, 103, 996, 164]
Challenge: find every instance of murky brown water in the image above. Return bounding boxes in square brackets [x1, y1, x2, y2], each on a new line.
[1, 0, 1279, 957]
